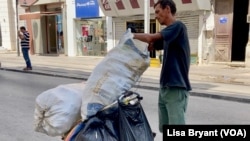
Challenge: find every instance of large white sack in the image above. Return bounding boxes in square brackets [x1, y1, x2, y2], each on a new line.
[81, 29, 150, 121]
[34, 82, 85, 137]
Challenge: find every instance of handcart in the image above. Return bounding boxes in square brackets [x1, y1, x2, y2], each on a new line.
[63, 91, 155, 141]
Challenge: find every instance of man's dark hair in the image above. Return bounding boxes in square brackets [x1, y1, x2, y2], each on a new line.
[154, 0, 177, 15]
[20, 26, 26, 30]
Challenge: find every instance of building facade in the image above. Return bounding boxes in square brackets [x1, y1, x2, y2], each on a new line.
[16, 0, 108, 57]
[3, 0, 250, 67]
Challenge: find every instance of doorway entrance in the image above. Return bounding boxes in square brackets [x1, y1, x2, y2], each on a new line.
[231, 0, 249, 61]
[214, 0, 233, 62]
[46, 15, 58, 54]
[214, 0, 249, 62]
[41, 14, 63, 55]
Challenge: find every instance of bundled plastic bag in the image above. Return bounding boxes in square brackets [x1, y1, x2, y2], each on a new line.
[118, 92, 154, 141]
[72, 91, 154, 141]
[74, 105, 119, 141]
[34, 82, 85, 137]
[81, 29, 150, 121]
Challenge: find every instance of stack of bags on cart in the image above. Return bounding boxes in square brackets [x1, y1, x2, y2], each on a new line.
[33, 29, 151, 140]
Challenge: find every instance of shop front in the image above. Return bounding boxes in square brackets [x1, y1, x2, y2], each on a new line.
[74, 0, 107, 56]
[18, 0, 65, 55]
[75, 19, 107, 56]
[98, 0, 211, 64]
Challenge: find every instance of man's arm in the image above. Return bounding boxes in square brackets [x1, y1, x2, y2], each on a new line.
[133, 32, 162, 43]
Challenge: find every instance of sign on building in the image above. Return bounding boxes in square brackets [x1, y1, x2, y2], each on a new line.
[75, 0, 100, 18]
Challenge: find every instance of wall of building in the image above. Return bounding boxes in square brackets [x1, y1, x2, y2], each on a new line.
[29, 5, 40, 12]
[106, 16, 113, 51]
[201, 11, 215, 63]
[175, 0, 210, 11]
[31, 19, 44, 54]
[0, 0, 15, 50]
[0, 0, 26, 51]
[64, 0, 76, 56]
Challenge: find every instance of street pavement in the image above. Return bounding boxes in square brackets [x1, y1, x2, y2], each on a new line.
[1, 51, 250, 103]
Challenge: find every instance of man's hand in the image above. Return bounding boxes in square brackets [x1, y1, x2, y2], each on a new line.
[148, 43, 154, 51]
[17, 30, 24, 40]
[17, 30, 22, 36]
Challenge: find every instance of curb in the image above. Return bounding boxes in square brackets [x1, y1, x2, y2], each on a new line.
[1, 67, 250, 104]
[0, 67, 88, 81]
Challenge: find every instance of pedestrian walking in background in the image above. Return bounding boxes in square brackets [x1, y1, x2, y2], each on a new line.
[132, 0, 192, 132]
[18, 26, 32, 71]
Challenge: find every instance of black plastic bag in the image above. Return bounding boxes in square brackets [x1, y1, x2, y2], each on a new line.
[74, 91, 155, 141]
[75, 105, 119, 141]
[118, 93, 154, 141]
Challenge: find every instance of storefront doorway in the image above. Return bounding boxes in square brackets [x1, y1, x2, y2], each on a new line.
[47, 15, 57, 54]
[214, 0, 249, 62]
[56, 14, 63, 53]
[231, 0, 249, 61]
[41, 14, 63, 55]
[75, 19, 107, 56]
[126, 20, 156, 58]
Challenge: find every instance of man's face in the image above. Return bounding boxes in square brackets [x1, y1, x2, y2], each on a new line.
[154, 4, 171, 25]
[20, 29, 25, 33]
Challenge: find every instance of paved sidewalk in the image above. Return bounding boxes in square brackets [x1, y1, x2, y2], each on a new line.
[1, 53, 250, 103]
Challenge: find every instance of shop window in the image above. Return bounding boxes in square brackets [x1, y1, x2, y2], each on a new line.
[76, 19, 107, 56]
[57, 15, 63, 52]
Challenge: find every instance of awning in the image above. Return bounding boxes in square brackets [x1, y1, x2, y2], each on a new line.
[97, 0, 211, 17]
[97, 0, 155, 17]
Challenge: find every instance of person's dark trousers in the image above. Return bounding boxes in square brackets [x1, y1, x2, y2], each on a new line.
[21, 48, 32, 69]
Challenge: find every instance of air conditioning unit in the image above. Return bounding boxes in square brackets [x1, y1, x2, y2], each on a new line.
[247, 14, 250, 23]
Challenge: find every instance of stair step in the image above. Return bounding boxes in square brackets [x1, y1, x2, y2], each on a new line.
[150, 58, 161, 68]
